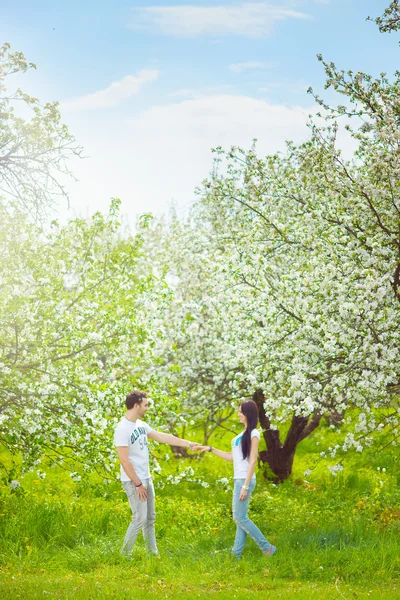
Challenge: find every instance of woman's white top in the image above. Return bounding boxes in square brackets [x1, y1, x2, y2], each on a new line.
[232, 428, 260, 479]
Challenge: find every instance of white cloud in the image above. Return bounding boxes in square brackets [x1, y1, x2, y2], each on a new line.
[128, 94, 315, 142]
[169, 88, 201, 99]
[62, 70, 159, 110]
[61, 92, 358, 231]
[170, 85, 236, 99]
[229, 61, 279, 73]
[130, 3, 312, 38]
[62, 94, 320, 227]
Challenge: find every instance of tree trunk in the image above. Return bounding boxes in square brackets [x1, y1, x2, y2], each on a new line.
[169, 445, 190, 458]
[325, 410, 345, 427]
[169, 422, 190, 458]
[253, 389, 321, 482]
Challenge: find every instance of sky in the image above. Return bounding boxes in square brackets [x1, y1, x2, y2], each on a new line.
[1, 0, 398, 227]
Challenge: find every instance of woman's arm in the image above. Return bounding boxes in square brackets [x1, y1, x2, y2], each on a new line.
[193, 445, 233, 462]
[239, 436, 259, 500]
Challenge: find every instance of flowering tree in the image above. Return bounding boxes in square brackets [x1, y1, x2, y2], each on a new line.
[137, 215, 240, 446]
[0, 201, 176, 483]
[147, 4, 400, 480]
[370, 1, 400, 34]
[0, 43, 81, 220]
[0, 46, 186, 486]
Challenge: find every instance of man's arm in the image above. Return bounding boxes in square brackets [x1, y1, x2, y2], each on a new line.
[147, 429, 194, 449]
[116, 446, 147, 500]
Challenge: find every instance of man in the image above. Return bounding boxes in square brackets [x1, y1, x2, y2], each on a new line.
[114, 389, 196, 556]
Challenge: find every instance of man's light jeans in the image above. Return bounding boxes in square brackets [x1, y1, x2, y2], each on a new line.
[121, 478, 158, 555]
[232, 478, 272, 558]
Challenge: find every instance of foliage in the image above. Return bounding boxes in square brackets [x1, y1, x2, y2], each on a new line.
[0, 43, 81, 220]
[0, 200, 175, 482]
[141, 4, 400, 479]
[369, 0, 400, 35]
[0, 437, 398, 599]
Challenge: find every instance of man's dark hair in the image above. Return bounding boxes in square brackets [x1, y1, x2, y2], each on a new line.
[126, 390, 147, 410]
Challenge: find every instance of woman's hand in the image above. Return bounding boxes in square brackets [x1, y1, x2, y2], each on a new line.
[191, 444, 208, 452]
[239, 487, 248, 501]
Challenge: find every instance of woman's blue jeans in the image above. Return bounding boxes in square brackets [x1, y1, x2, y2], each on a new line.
[232, 478, 272, 558]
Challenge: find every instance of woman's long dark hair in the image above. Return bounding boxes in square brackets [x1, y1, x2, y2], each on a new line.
[240, 400, 259, 460]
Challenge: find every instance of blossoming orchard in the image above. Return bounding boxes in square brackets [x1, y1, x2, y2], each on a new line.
[141, 5, 400, 481]
[0, 3, 399, 487]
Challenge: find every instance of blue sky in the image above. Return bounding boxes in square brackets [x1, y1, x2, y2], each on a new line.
[2, 1, 398, 224]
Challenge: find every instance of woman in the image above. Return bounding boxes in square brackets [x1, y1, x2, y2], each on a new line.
[194, 400, 276, 559]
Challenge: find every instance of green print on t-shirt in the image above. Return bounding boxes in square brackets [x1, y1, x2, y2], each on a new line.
[130, 427, 147, 445]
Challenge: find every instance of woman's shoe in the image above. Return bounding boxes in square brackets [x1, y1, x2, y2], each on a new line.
[264, 545, 276, 557]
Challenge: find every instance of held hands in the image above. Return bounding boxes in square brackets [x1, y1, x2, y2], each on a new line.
[190, 444, 209, 452]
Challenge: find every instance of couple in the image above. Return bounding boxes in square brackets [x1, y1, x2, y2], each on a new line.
[114, 390, 276, 559]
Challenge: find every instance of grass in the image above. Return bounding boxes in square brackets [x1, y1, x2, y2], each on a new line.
[1, 565, 398, 599]
[0, 422, 399, 599]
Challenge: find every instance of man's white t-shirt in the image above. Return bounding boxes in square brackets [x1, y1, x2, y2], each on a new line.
[232, 429, 260, 479]
[114, 417, 153, 482]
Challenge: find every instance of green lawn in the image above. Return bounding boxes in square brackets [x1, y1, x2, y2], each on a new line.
[0, 424, 399, 599]
[1, 565, 398, 599]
